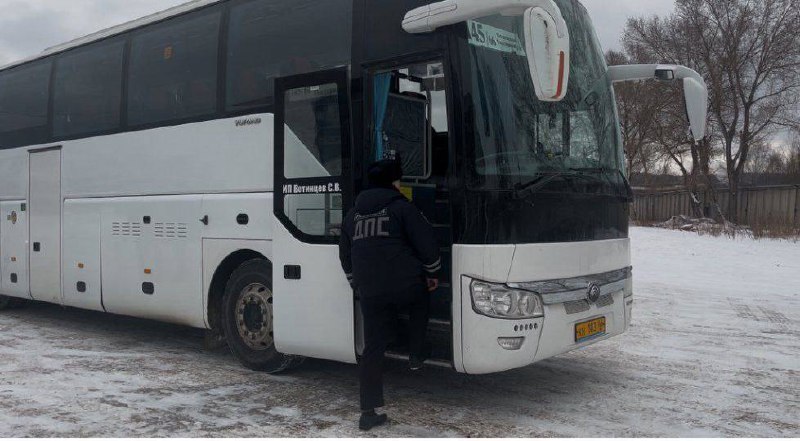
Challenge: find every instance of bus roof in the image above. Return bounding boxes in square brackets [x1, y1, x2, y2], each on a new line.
[0, 0, 221, 72]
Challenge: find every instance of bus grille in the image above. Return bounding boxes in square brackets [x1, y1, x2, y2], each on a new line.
[564, 300, 590, 315]
[596, 294, 615, 308]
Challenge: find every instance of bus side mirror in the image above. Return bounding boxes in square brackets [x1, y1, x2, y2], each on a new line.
[682, 77, 708, 142]
[608, 64, 709, 141]
[523, 2, 570, 102]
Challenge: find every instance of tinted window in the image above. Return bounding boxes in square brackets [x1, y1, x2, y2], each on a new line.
[226, 0, 352, 111]
[0, 62, 51, 148]
[53, 40, 125, 137]
[128, 10, 221, 126]
[284, 83, 342, 178]
[281, 81, 345, 239]
[284, 193, 343, 237]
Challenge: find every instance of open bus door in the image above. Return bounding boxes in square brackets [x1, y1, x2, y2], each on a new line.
[360, 59, 455, 365]
[272, 67, 356, 363]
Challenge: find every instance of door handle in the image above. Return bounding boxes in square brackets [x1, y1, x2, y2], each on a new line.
[33, 242, 41, 252]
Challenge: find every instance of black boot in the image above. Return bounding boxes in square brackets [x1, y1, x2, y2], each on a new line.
[359, 410, 388, 431]
[410, 344, 431, 371]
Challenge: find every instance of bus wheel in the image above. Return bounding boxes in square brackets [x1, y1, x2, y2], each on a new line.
[0, 295, 21, 310]
[222, 259, 295, 373]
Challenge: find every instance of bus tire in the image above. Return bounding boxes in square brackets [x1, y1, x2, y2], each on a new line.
[222, 258, 294, 373]
[0, 295, 22, 310]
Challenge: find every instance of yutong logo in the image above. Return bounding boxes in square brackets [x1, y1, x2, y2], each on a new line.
[235, 117, 262, 127]
[587, 283, 601, 303]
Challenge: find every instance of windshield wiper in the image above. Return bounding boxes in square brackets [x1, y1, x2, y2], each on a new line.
[512, 168, 634, 202]
[568, 167, 634, 202]
[513, 171, 599, 197]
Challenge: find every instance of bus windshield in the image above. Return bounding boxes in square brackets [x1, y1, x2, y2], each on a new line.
[458, 0, 624, 192]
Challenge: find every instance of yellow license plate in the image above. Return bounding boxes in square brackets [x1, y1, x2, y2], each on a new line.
[575, 317, 606, 343]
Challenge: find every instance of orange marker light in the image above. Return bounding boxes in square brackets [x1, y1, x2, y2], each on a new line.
[144, 269, 152, 275]
[78, 263, 85, 269]
[10, 257, 16, 262]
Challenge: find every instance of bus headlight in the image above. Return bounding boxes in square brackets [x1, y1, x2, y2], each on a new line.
[470, 280, 544, 319]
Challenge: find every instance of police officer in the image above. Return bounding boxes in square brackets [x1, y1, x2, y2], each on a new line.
[339, 157, 441, 431]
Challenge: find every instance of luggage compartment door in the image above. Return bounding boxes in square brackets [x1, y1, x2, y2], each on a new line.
[29, 148, 62, 304]
[0, 201, 30, 299]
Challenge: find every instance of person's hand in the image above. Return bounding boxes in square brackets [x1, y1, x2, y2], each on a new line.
[426, 278, 439, 292]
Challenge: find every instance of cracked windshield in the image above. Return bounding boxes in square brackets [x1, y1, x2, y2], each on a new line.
[460, 0, 626, 194]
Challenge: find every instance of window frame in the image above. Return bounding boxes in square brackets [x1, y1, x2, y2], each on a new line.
[51, 37, 127, 140]
[125, 6, 224, 130]
[273, 67, 353, 245]
[0, 0, 358, 150]
[0, 60, 53, 149]
[224, 0, 354, 115]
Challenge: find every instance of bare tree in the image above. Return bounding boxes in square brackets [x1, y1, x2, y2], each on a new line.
[678, 0, 800, 220]
[788, 131, 800, 178]
[765, 151, 788, 175]
[606, 50, 667, 183]
[622, 0, 800, 222]
[621, 17, 719, 217]
[746, 141, 774, 175]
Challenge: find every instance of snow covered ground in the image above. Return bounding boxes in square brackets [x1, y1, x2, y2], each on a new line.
[0, 227, 798, 437]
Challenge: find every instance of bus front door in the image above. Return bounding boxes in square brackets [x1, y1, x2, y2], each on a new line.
[272, 68, 356, 363]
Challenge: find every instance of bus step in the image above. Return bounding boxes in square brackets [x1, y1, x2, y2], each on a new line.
[385, 351, 452, 369]
[397, 315, 451, 328]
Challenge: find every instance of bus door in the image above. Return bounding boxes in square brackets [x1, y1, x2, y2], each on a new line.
[29, 147, 63, 304]
[272, 67, 356, 363]
[362, 59, 455, 361]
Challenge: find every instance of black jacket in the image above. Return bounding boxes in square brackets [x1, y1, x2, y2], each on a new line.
[339, 187, 441, 298]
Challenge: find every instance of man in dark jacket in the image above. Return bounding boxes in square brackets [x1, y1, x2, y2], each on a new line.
[339, 158, 441, 431]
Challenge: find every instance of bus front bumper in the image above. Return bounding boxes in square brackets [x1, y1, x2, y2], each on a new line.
[452, 240, 632, 375]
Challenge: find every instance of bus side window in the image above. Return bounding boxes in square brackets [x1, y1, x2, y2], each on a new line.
[53, 39, 125, 138]
[225, 0, 352, 112]
[0, 61, 51, 149]
[127, 9, 221, 127]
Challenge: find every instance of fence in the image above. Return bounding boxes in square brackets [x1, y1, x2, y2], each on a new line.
[632, 185, 800, 227]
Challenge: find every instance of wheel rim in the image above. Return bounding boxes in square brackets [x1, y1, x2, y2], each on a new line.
[235, 283, 273, 350]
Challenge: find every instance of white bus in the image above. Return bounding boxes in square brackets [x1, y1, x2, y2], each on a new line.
[0, 0, 706, 374]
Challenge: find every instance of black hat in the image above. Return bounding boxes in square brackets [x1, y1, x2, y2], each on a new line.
[368, 158, 403, 189]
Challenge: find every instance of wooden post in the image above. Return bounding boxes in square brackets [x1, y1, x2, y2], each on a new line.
[794, 186, 799, 228]
[650, 195, 655, 222]
[741, 190, 748, 226]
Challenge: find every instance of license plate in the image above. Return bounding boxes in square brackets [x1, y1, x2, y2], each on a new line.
[575, 317, 606, 343]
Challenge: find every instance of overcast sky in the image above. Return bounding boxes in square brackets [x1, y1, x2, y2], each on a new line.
[0, 0, 675, 66]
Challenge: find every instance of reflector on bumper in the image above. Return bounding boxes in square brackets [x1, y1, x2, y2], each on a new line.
[497, 337, 525, 351]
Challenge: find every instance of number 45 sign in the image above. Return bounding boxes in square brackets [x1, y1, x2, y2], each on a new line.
[468, 20, 527, 57]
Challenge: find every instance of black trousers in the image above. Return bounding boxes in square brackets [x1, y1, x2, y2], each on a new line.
[359, 284, 429, 411]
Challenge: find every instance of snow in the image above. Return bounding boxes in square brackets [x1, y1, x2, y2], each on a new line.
[0, 227, 798, 437]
